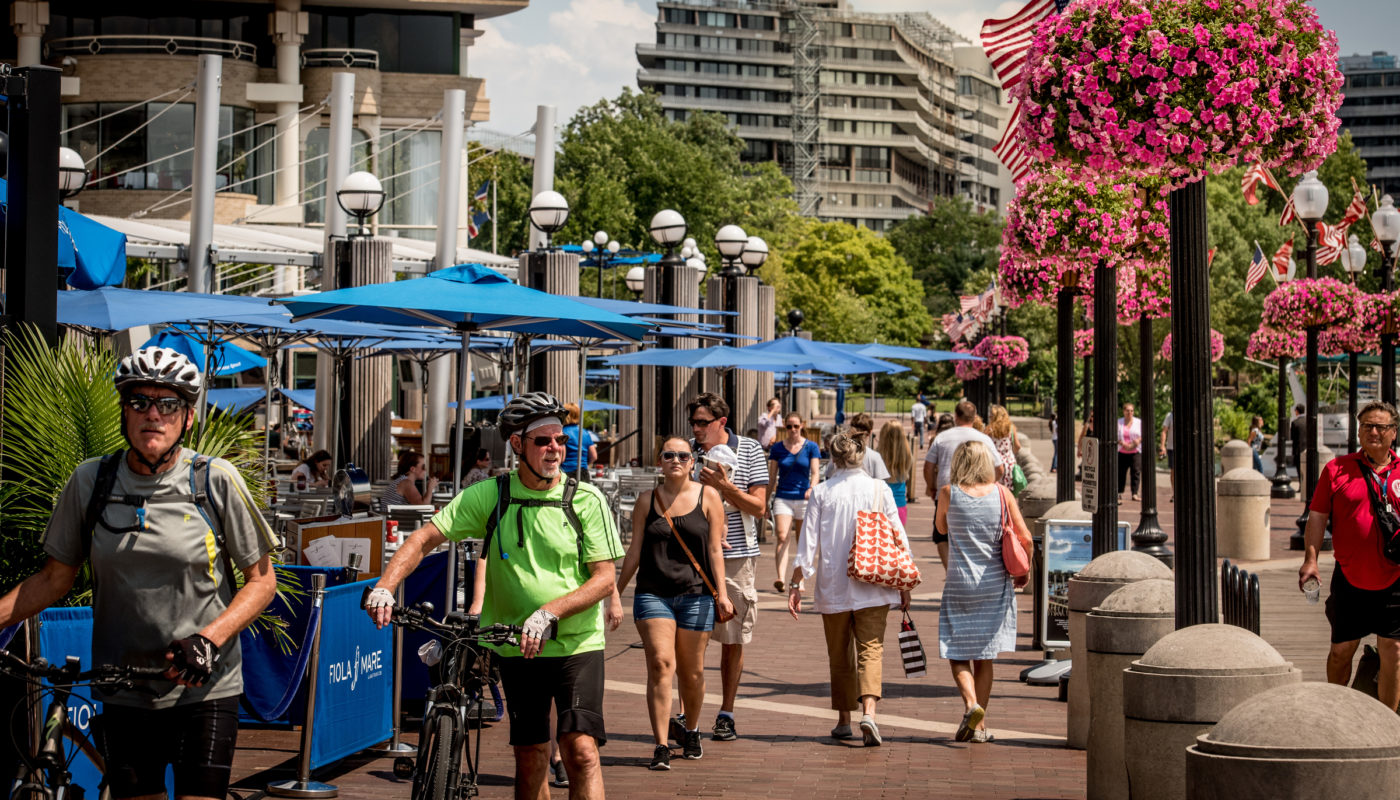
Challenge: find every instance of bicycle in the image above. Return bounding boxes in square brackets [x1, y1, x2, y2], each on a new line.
[367, 597, 552, 800]
[0, 648, 169, 800]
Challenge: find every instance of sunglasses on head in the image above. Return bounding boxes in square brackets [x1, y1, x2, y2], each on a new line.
[528, 434, 570, 448]
[124, 394, 187, 416]
[660, 450, 693, 463]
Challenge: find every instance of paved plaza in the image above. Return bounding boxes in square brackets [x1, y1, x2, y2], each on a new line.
[229, 416, 1342, 800]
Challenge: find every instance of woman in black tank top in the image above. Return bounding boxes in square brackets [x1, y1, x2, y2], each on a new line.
[617, 437, 732, 769]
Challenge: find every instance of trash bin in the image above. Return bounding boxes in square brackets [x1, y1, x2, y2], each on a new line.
[1215, 467, 1272, 561]
[1185, 682, 1400, 799]
[1086, 579, 1175, 800]
[1122, 623, 1300, 800]
[1066, 550, 1172, 749]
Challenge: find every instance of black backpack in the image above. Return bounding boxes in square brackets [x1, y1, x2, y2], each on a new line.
[480, 473, 587, 569]
[79, 450, 236, 588]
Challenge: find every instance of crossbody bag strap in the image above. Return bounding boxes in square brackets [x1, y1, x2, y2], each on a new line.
[658, 493, 721, 600]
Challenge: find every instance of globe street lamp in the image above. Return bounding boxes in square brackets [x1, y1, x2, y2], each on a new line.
[1374, 195, 1400, 406]
[650, 209, 688, 443]
[1291, 170, 1329, 548]
[335, 170, 386, 237]
[1341, 233, 1369, 453]
[624, 265, 646, 297]
[580, 230, 619, 298]
[715, 224, 748, 403]
[528, 190, 570, 251]
[740, 236, 769, 274]
[58, 146, 88, 201]
[785, 308, 804, 411]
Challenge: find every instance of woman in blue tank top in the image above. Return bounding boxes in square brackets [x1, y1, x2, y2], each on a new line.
[768, 413, 821, 593]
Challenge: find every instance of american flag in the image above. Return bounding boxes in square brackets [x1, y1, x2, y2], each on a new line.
[959, 295, 980, 314]
[1245, 242, 1268, 292]
[1314, 220, 1350, 266]
[1241, 163, 1282, 206]
[977, 287, 998, 320]
[1272, 239, 1294, 281]
[981, 0, 1069, 183]
[1207, 248, 1217, 269]
[1340, 191, 1368, 226]
[1279, 196, 1298, 227]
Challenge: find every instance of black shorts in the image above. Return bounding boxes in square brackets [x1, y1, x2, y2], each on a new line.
[98, 696, 239, 799]
[1325, 568, 1400, 644]
[1166, 449, 1175, 469]
[931, 495, 948, 543]
[497, 650, 606, 747]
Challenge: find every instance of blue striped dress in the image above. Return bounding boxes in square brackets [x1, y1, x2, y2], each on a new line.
[938, 485, 1017, 660]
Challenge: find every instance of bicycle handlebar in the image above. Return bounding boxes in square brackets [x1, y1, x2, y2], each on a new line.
[0, 648, 170, 688]
[360, 587, 554, 644]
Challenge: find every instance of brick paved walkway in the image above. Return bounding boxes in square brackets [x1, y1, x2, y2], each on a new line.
[230, 417, 1342, 800]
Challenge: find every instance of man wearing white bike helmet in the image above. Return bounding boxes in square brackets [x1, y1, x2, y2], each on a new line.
[367, 391, 623, 799]
[0, 346, 278, 800]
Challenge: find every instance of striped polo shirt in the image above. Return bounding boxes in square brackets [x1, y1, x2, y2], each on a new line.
[692, 429, 768, 560]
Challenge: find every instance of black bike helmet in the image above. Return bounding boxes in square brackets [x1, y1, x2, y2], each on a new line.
[498, 392, 567, 435]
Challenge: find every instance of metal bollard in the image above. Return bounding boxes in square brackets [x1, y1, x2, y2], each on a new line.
[369, 581, 416, 756]
[268, 573, 338, 798]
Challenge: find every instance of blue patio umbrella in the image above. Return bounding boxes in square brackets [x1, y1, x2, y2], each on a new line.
[568, 295, 735, 319]
[1, 177, 127, 290]
[601, 345, 814, 372]
[830, 341, 983, 363]
[143, 326, 266, 376]
[57, 286, 287, 332]
[280, 388, 316, 412]
[205, 388, 265, 414]
[449, 395, 632, 412]
[739, 338, 908, 375]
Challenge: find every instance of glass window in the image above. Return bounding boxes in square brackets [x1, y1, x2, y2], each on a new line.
[356, 13, 400, 71]
[304, 127, 373, 224]
[99, 105, 149, 189]
[101, 16, 149, 35]
[398, 15, 456, 73]
[149, 17, 197, 36]
[147, 102, 195, 191]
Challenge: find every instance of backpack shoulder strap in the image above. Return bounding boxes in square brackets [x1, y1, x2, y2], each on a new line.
[560, 477, 585, 563]
[482, 473, 513, 557]
[80, 452, 125, 561]
[190, 454, 238, 590]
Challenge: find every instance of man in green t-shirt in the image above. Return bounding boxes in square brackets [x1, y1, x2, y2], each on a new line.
[367, 392, 622, 799]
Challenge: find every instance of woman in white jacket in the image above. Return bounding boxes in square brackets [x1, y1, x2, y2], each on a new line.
[787, 432, 912, 747]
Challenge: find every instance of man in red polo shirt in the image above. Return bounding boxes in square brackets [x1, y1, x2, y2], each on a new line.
[1300, 400, 1400, 710]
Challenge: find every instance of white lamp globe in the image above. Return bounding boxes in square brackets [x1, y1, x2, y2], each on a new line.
[1341, 234, 1367, 274]
[625, 265, 647, 293]
[528, 190, 570, 233]
[581, 240, 595, 253]
[58, 146, 88, 198]
[607, 240, 621, 254]
[593, 230, 609, 246]
[740, 236, 769, 269]
[715, 224, 748, 259]
[336, 170, 386, 216]
[1290, 170, 1329, 222]
[1375, 195, 1400, 246]
[649, 209, 687, 247]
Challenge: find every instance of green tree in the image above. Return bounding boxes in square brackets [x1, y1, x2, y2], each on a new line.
[887, 198, 1004, 318]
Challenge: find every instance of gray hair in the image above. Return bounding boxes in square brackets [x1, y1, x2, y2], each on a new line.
[828, 432, 865, 469]
[1359, 401, 1400, 426]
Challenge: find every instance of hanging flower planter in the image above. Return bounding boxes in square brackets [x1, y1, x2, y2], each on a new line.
[1357, 291, 1400, 336]
[1318, 321, 1378, 357]
[972, 336, 1031, 370]
[955, 358, 990, 382]
[1014, 0, 1344, 183]
[1261, 277, 1360, 330]
[1161, 330, 1224, 362]
[1074, 329, 1095, 359]
[1245, 327, 1305, 361]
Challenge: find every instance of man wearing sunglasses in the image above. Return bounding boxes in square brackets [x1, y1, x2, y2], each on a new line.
[686, 392, 768, 742]
[1300, 401, 1400, 711]
[0, 346, 278, 800]
[368, 392, 623, 798]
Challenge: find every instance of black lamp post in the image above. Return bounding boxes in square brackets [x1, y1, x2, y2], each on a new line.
[1290, 170, 1329, 549]
[650, 208, 688, 443]
[1131, 311, 1171, 566]
[715, 223, 748, 405]
[1092, 257, 1119, 557]
[1271, 353, 1296, 498]
[785, 308, 804, 411]
[1340, 233, 1369, 454]
[1374, 195, 1400, 406]
[580, 230, 619, 298]
[1056, 285, 1077, 503]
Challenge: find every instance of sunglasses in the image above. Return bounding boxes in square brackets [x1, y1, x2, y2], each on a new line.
[1360, 422, 1398, 433]
[528, 434, 570, 448]
[660, 451, 694, 463]
[786, 423, 803, 429]
[124, 394, 187, 416]
[689, 416, 718, 427]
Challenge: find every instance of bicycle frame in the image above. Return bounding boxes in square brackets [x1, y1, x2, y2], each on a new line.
[411, 622, 497, 800]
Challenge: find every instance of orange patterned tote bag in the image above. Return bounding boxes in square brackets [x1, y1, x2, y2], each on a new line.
[847, 483, 922, 590]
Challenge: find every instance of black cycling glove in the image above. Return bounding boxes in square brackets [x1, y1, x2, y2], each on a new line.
[168, 634, 220, 685]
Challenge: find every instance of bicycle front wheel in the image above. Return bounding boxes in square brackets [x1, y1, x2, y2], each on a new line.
[419, 714, 457, 800]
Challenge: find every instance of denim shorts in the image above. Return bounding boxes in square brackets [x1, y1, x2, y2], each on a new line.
[633, 591, 716, 632]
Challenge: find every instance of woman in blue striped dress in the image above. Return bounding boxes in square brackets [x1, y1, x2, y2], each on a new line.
[934, 440, 1033, 743]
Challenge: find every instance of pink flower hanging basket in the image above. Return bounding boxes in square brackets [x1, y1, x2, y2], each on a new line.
[1358, 291, 1400, 336]
[1245, 327, 1305, 361]
[972, 336, 1031, 370]
[1160, 330, 1224, 362]
[1074, 329, 1095, 359]
[1260, 278, 1360, 330]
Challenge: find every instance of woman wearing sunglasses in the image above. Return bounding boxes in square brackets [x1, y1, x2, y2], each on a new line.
[768, 413, 821, 593]
[617, 437, 732, 771]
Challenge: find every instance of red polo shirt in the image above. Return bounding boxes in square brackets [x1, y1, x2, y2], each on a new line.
[1309, 450, 1400, 590]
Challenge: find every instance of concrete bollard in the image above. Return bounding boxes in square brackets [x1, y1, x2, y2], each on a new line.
[1086, 579, 1175, 800]
[1186, 682, 1400, 799]
[1215, 467, 1272, 561]
[1122, 623, 1300, 800]
[1218, 439, 1253, 474]
[1066, 551, 1173, 749]
[1020, 476, 1061, 522]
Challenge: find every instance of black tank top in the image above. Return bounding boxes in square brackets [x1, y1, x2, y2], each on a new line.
[635, 487, 715, 598]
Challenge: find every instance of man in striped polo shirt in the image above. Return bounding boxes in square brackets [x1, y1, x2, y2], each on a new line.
[688, 392, 768, 741]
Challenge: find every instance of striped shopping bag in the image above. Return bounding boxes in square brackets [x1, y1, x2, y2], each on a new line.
[899, 612, 926, 678]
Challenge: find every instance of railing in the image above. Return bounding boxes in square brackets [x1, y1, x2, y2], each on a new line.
[46, 35, 257, 62]
[1220, 559, 1262, 635]
[302, 48, 380, 70]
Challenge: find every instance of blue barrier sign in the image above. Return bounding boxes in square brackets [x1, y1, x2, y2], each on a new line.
[308, 579, 393, 769]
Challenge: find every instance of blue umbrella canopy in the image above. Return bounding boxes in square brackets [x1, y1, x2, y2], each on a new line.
[449, 395, 632, 411]
[1, 177, 127, 290]
[830, 341, 983, 363]
[276, 263, 651, 341]
[601, 345, 813, 372]
[205, 388, 265, 414]
[57, 287, 285, 332]
[568, 295, 735, 319]
[740, 337, 908, 375]
[143, 326, 266, 375]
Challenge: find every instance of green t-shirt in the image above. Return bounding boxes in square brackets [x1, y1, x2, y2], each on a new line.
[42, 449, 279, 709]
[430, 473, 622, 657]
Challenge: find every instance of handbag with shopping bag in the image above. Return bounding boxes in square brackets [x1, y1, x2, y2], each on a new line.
[847, 483, 921, 591]
[998, 484, 1031, 579]
[898, 612, 927, 678]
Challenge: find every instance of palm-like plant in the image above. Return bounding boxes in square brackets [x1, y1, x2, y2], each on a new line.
[1, 324, 298, 648]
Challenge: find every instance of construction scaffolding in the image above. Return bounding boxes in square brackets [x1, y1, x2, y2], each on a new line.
[787, 1, 822, 217]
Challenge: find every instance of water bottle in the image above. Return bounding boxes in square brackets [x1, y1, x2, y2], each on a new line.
[1303, 577, 1321, 604]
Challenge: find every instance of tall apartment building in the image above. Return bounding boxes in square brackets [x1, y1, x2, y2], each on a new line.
[1338, 51, 1400, 198]
[636, 0, 1011, 231]
[3, 0, 525, 237]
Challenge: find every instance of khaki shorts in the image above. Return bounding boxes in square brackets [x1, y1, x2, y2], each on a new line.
[713, 555, 758, 645]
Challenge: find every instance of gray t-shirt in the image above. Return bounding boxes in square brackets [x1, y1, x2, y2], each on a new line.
[862, 448, 890, 481]
[923, 426, 1004, 492]
[43, 448, 278, 709]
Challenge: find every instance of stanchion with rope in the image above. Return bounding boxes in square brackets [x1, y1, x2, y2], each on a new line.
[368, 582, 416, 756]
[267, 573, 338, 799]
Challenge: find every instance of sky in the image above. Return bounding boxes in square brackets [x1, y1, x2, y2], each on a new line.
[470, 0, 1397, 136]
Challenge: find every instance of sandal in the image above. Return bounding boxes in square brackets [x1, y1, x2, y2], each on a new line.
[955, 705, 985, 742]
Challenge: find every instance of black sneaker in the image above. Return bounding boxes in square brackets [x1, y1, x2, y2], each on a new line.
[649, 744, 671, 771]
[549, 760, 569, 788]
[712, 714, 737, 741]
[668, 714, 687, 744]
[682, 730, 703, 759]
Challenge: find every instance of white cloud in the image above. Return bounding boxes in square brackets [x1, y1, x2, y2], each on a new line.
[472, 0, 656, 135]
